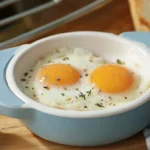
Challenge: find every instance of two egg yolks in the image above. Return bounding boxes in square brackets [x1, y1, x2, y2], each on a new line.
[36, 64, 134, 93]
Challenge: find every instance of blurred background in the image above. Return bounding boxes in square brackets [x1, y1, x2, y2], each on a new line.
[0, 0, 149, 49]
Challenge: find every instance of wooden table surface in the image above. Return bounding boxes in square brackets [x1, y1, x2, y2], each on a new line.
[0, 0, 147, 149]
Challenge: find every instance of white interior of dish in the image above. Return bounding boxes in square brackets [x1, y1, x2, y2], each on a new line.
[6, 32, 150, 118]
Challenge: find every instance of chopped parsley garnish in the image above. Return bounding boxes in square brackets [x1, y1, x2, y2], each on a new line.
[29, 76, 32, 78]
[61, 93, 65, 96]
[43, 86, 50, 90]
[85, 74, 89, 77]
[116, 59, 125, 65]
[79, 92, 86, 100]
[25, 86, 28, 88]
[33, 94, 36, 97]
[24, 73, 28, 76]
[21, 79, 26, 81]
[63, 57, 69, 60]
[75, 88, 79, 91]
[32, 88, 34, 90]
[84, 106, 87, 108]
[56, 49, 60, 53]
[48, 60, 51, 63]
[95, 103, 104, 107]
[86, 90, 91, 96]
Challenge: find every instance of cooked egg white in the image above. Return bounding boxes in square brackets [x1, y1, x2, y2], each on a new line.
[21, 47, 150, 111]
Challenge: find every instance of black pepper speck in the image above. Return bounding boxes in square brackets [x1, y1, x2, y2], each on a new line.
[24, 73, 28, 76]
[21, 79, 26, 81]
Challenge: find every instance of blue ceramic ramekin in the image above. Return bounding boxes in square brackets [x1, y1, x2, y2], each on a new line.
[0, 32, 150, 146]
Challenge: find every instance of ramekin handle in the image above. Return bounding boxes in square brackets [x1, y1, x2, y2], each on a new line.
[0, 46, 34, 118]
[120, 32, 150, 48]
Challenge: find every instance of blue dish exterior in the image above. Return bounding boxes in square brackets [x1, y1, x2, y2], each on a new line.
[0, 32, 150, 146]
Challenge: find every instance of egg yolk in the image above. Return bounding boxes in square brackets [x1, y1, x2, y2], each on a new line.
[90, 64, 134, 93]
[36, 64, 80, 86]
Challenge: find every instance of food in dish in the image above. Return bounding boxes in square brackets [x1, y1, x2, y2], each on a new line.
[21, 47, 149, 111]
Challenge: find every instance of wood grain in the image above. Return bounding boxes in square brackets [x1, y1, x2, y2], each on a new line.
[0, 0, 146, 149]
[0, 115, 147, 150]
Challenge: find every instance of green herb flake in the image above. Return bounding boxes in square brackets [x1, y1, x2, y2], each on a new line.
[79, 92, 86, 100]
[116, 59, 125, 65]
[117, 59, 122, 64]
[63, 57, 69, 61]
[86, 90, 91, 96]
[84, 106, 87, 108]
[61, 93, 65, 96]
[85, 74, 89, 77]
[95, 103, 104, 107]
[48, 60, 51, 63]
[56, 49, 60, 53]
